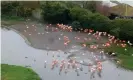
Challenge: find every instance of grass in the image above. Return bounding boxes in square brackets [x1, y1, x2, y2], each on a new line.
[104, 44, 133, 70]
[82, 41, 133, 70]
[1, 15, 25, 26]
[1, 64, 41, 80]
[118, 55, 133, 70]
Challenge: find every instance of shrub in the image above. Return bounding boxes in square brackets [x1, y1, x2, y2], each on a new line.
[119, 19, 133, 42]
[69, 7, 110, 31]
[1, 1, 33, 18]
[69, 7, 92, 21]
[110, 27, 120, 38]
[109, 20, 121, 38]
[82, 1, 97, 13]
[109, 19, 133, 43]
[62, 2, 81, 9]
[71, 21, 81, 30]
[1, 1, 19, 15]
[41, 2, 70, 24]
[17, 6, 33, 17]
[88, 13, 110, 32]
[69, 7, 93, 29]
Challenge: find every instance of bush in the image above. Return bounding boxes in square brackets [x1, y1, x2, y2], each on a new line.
[109, 20, 121, 38]
[69, 7, 110, 31]
[1, 1, 33, 18]
[71, 21, 81, 30]
[69, 7, 93, 29]
[119, 19, 133, 42]
[82, 1, 97, 13]
[1, 1, 19, 15]
[109, 19, 133, 42]
[110, 27, 120, 38]
[65, 2, 81, 9]
[69, 7, 92, 21]
[41, 2, 110, 31]
[41, 2, 70, 24]
[17, 6, 33, 17]
[89, 13, 110, 32]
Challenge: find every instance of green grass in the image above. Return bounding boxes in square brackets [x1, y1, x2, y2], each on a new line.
[105, 44, 133, 70]
[82, 41, 133, 70]
[1, 15, 25, 21]
[1, 15, 25, 26]
[118, 54, 133, 70]
[1, 64, 41, 80]
[105, 44, 133, 56]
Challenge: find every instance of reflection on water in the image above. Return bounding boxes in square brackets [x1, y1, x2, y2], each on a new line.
[1, 28, 133, 80]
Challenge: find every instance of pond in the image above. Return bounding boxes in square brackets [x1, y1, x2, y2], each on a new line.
[1, 27, 133, 80]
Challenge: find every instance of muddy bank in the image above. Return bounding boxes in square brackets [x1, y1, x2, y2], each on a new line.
[9, 21, 107, 51]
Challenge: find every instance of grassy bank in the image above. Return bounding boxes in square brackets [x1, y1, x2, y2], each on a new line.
[1, 64, 41, 80]
[81, 42, 133, 70]
[1, 15, 25, 26]
[104, 44, 133, 70]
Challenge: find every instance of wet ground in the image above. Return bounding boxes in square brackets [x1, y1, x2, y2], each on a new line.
[9, 21, 107, 51]
[1, 21, 133, 80]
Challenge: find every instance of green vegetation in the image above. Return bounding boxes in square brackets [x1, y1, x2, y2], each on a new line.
[69, 7, 92, 29]
[1, 15, 25, 26]
[41, 2, 71, 24]
[71, 21, 81, 30]
[1, 1, 33, 26]
[2, 15, 25, 21]
[82, 1, 101, 13]
[82, 41, 133, 70]
[1, 1, 33, 17]
[105, 44, 133, 70]
[1, 64, 41, 80]
[109, 19, 133, 43]
[41, 2, 109, 29]
[118, 55, 133, 70]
